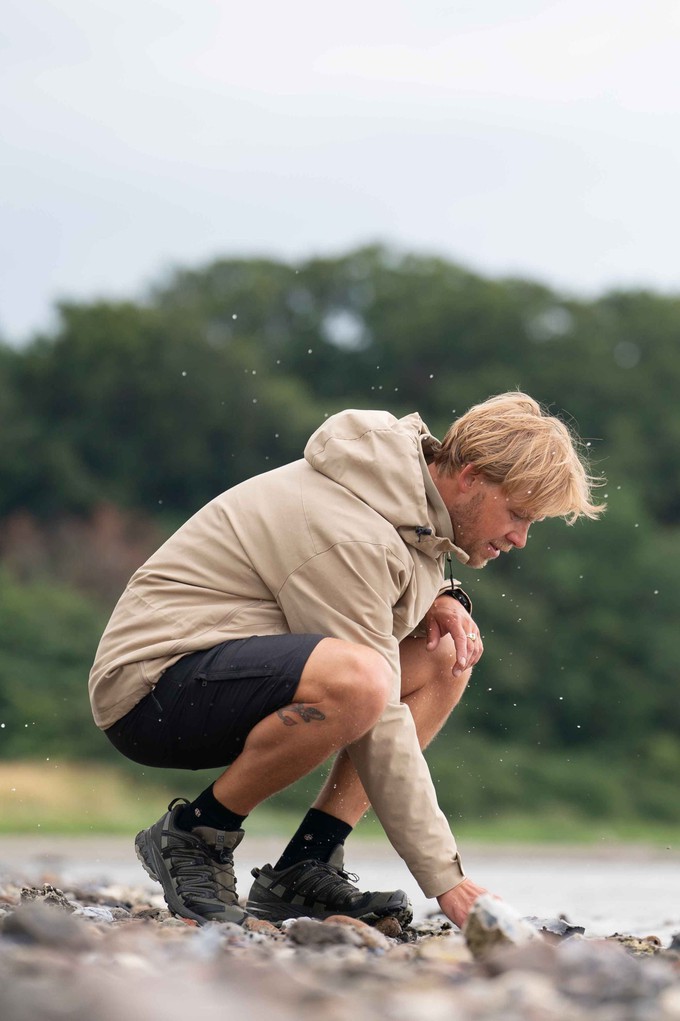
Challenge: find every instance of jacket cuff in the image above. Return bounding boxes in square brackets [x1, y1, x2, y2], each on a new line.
[420, 853, 467, 899]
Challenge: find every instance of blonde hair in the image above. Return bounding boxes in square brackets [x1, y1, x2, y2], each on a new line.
[433, 392, 606, 524]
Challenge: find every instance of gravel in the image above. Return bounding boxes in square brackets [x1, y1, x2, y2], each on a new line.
[1, 874, 678, 1020]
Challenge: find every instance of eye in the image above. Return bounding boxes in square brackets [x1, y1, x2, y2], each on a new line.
[511, 509, 532, 525]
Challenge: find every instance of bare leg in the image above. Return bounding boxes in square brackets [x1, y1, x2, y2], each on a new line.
[212, 638, 391, 815]
[312, 635, 471, 825]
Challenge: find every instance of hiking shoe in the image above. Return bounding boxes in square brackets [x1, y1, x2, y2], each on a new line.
[135, 797, 248, 926]
[246, 843, 413, 926]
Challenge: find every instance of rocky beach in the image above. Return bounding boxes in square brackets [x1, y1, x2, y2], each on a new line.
[1, 839, 679, 1020]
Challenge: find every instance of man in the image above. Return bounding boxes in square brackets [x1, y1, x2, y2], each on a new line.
[89, 392, 604, 929]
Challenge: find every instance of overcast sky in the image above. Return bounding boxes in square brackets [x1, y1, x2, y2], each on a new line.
[2, 0, 680, 342]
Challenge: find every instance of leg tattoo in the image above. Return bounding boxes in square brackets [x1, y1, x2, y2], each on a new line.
[276, 704, 326, 727]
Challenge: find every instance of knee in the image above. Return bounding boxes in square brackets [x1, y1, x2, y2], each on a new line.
[337, 644, 392, 722]
[402, 635, 472, 710]
[297, 638, 392, 736]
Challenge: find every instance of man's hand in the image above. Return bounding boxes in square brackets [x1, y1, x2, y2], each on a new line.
[424, 596, 484, 677]
[437, 878, 491, 928]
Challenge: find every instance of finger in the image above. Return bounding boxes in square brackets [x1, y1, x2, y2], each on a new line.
[467, 634, 484, 666]
[425, 616, 441, 651]
[449, 653, 465, 677]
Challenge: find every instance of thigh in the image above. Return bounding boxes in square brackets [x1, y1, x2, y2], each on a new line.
[105, 633, 325, 770]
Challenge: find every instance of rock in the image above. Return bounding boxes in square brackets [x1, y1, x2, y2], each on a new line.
[1, 901, 93, 950]
[131, 905, 168, 921]
[411, 916, 454, 937]
[556, 937, 674, 1006]
[20, 884, 77, 913]
[455, 968, 572, 1020]
[463, 894, 541, 960]
[373, 916, 402, 938]
[242, 916, 281, 937]
[322, 915, 391, 950]
[606, 932, 664, 956]
[659, 984, 680, 1016]
[523, 915, 586, 941]
[482, 935, 559, 978]
[417, 932, 472, 966]
[73, 906, 116, 923]
[286, 917, 364, 948]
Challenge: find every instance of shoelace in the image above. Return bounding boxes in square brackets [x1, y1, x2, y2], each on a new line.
[292, 861, 363, 906]
[162, 830, 226, 909]
[212, 849, 238, 899]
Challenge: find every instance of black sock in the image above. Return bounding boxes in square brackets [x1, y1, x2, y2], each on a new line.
[176, 785, 247, 833]
[275, 808, 352, 870]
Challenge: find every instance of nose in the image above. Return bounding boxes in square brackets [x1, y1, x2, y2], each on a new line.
[508, 521, 531, 549]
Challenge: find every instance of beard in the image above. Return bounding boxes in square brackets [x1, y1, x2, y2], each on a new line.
[451, 492, 505, 568]
[451, 492, 485, 561]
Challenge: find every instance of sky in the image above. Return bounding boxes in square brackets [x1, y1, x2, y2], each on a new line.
[2, 0, 680, 343]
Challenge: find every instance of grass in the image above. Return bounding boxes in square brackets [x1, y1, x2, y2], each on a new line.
[0, 760, 305, 836]
[1, 759, 679, 848]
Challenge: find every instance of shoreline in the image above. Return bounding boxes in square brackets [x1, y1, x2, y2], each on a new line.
[2, 834, 679, 941]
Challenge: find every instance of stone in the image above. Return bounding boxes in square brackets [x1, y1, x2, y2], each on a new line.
[463, 894, 541, 960]
[131, 905, 168, 921]
[322, 915, 391, 950]
[483, 935, 559, 978]
[19, 884, 76, 913]
[73, 906, 116, 923]
[373, 916, 402, 939]
[417, 933, 472, 966]
[606, 932, 664, 956]
[523, 915, 586, 941]
[556, 937, 674, 1006]
[1, 902, 93, 950]
[286, 917, 364, 947]
[242, 916, 281, 937]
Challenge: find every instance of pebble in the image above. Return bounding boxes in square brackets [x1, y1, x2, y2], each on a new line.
[1, 875, 679, 1020]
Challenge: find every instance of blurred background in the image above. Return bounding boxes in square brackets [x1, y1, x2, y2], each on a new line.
[1, 0, 679, 845]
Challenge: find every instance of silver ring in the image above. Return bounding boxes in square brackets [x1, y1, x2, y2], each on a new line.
[467, 633, 476, 641]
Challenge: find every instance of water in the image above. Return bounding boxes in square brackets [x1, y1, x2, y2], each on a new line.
[1, 836, 678, 943]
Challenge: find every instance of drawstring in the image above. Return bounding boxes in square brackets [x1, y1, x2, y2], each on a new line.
[446, 552, 455, 595]
[415, 526, 432, 542]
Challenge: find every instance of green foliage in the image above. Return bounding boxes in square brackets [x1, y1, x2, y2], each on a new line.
[1, 244, 680, 826]
[0, 570, 112, 758]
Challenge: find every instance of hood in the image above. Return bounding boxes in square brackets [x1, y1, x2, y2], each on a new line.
[304, 409, 469, 564]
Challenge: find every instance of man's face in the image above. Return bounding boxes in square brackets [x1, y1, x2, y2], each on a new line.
[432, 465, 537, 569]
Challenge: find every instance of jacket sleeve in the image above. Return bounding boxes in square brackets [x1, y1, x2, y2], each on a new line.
[276, 542, 466, 898]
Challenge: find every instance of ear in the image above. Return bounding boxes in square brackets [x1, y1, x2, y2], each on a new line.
[458, 463, 480, 493]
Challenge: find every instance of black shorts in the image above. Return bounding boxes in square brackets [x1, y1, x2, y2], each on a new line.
[104, 633, 325, 770]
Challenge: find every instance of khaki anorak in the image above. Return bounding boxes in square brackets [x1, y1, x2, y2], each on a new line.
[89, 410, 470, 897]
